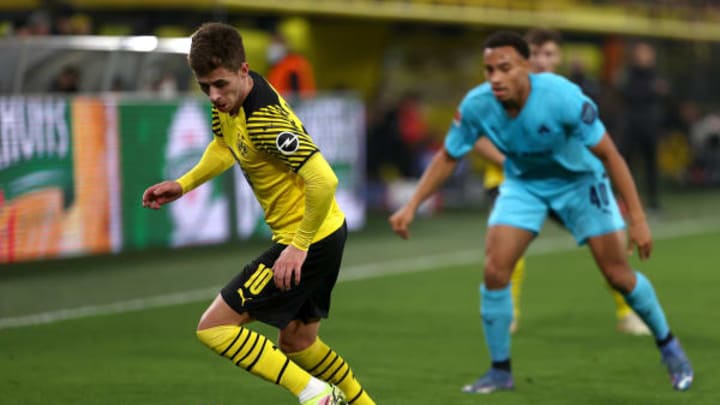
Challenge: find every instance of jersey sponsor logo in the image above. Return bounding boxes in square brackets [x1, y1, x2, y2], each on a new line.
[581, 102, 598, 124]
[276, 131, 300, 155]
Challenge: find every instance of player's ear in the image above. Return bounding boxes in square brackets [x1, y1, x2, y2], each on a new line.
[239, 62, 250, 75]
[519, 57, 531, 71]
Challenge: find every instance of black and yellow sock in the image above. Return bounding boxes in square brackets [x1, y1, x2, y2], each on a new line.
[288, 337, 376, 405]
[197, 325, 310, 397]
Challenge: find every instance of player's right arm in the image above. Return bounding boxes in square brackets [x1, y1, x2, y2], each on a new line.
[142, 137, 235, 209]
[474, 136, 505, 166]
[389, 148, 459, 239]
[389, 95, 482, 239]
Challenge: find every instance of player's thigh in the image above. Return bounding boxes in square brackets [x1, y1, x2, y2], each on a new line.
[197, 294, 254, 330]
[551, 175, 625, 245]
[586, 230, 635, 293]
[485, 225, 534, 287]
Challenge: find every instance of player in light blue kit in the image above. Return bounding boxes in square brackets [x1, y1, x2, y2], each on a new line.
[389, 31, 693, 393]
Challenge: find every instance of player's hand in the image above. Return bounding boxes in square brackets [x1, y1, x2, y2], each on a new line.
[272, 245, 307, 291]
[142, 181, 183, 209]
[627, 219, 653, 260]
[389, 205, 416, 240]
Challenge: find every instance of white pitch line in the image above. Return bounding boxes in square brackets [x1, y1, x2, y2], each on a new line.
[1, 216, 718, 331]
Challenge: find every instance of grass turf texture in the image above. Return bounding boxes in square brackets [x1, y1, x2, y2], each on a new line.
[1, 190, 719, 404]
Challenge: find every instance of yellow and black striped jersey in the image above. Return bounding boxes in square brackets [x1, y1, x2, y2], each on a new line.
[179, 71, 344, 246]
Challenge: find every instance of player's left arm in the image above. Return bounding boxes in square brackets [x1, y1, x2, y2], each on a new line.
[590, 133, 652, 259]
[474, 137, 505, 166]
[272, 153, 337, 290]
[293, 153, 338, 250]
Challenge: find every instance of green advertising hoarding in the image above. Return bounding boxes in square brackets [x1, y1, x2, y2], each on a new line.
[119, 99, 230, 251]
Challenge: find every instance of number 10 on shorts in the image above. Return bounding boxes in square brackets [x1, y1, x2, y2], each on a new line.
[244, 264, 274, 295]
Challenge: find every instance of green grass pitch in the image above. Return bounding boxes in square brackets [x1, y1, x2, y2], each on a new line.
[1, 190, 719, 404]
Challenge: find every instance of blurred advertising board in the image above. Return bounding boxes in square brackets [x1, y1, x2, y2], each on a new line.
[1, 95, 365, 263]
[0, 96, 119, 263]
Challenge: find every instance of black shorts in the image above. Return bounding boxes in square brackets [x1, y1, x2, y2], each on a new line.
[221, 222, 347, 329]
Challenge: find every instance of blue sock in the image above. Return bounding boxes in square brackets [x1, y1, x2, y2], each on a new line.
[623, 271, 670, 340]
[480, 284, 513, 364]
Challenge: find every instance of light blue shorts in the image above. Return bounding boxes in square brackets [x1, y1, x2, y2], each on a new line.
[488, 174, 626, 245]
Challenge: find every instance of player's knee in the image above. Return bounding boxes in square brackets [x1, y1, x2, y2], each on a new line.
[484, 258, 512, 288]
[484, 272, 509, 289]
[603, 266, 635, 294]
[194, 313, 233, 332]
[277, 333, 314, 353]
[196, 311, 215, 331]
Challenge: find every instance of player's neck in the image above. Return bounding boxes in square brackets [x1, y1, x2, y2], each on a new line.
[502, 79, 531, 118]
[230, 74, 255, 116]
[502, 100, 521, 117]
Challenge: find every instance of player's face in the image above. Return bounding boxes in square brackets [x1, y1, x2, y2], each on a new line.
[530, 41, 562, 73]
[196, 63, 250, 114]
[483, 46, 531, 103]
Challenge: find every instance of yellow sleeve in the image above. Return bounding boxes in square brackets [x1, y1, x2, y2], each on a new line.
[176, 138, 235, 193]
[291, 153, 338, 251]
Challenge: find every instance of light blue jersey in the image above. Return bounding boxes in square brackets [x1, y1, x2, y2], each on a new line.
[446, 72, 605, 181]
[445, 73, 624, 243]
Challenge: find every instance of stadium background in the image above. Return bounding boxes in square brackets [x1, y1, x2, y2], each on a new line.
[1, 1, 720, 404]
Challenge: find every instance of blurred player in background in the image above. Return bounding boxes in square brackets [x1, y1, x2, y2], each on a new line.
[390, 31, 692, 394]
[473, 28, 650, 336]
[266, 31, 317, 100]
[142, 22, 375, 405]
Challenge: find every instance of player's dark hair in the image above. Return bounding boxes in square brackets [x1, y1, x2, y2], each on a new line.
[484, 31, 530, 60]
[188, 22, 246, 76]
[525, 28, 562, 47]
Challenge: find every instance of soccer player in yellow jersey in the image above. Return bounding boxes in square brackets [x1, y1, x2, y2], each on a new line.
[142, 23, 375, 405]
[474, 28, 650, 335]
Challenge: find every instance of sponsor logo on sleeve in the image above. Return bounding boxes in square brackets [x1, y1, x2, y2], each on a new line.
[581, 102, 597, 124]
[276, 131, 299, 155]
